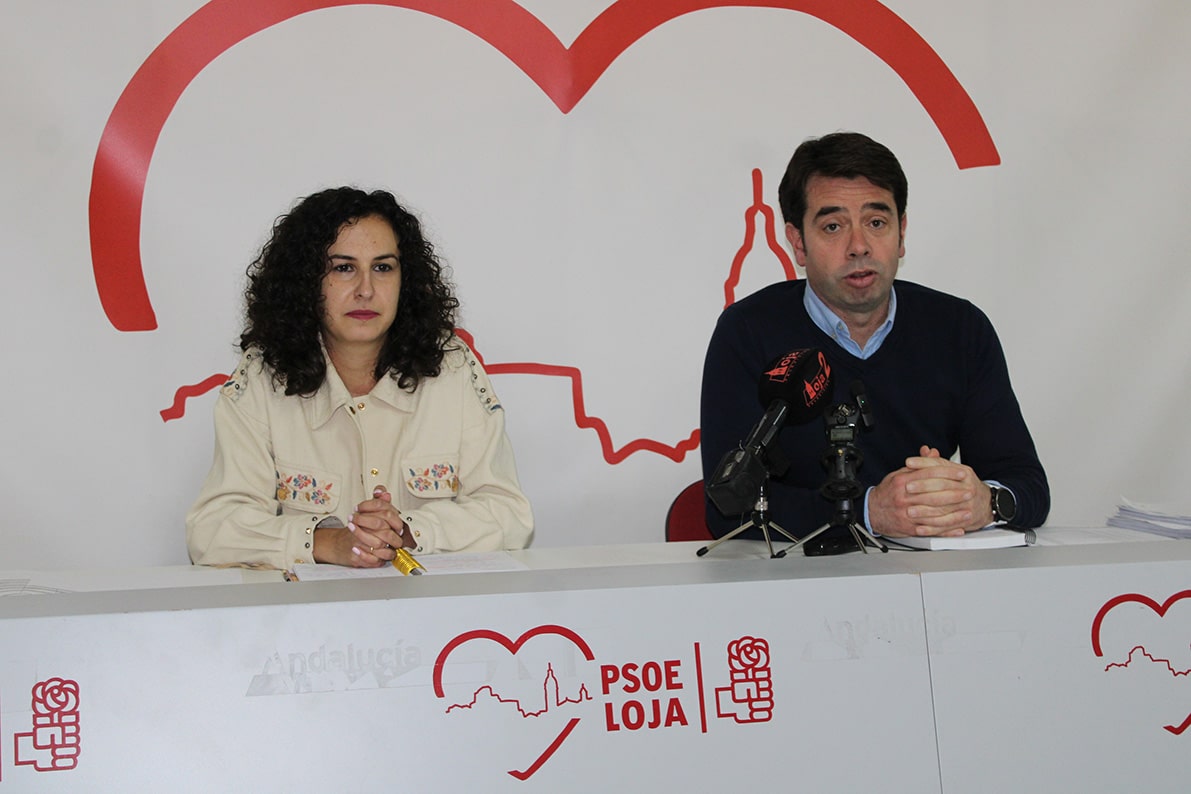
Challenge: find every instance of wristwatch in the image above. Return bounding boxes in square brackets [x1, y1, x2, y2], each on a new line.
[989, 485, 1018, 524]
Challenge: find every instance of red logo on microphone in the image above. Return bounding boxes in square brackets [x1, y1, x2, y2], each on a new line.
[763, 349, 832, 410]
[763, 349, 808, 383]
[803, 351, 832, 408]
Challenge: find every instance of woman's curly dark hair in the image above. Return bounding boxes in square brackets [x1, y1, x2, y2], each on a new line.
[240, 187, 459, 396]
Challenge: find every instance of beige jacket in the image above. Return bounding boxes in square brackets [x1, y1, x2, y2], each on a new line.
[186, 339, 533, 568]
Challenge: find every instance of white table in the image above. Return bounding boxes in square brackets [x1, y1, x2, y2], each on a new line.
[1, 528, 1187, 791]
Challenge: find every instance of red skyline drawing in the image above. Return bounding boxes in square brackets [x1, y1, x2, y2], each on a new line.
[444, 662, 592, 718]
[1103, 645, 1191, 678]
[1102, 645, 1191, 735]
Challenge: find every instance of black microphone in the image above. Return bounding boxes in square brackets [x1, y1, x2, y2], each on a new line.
[707, 349, 834, 515]
[737, 348, 834, 468]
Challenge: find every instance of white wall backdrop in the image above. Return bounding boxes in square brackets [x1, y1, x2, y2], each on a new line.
[2, 0, 1189, 569]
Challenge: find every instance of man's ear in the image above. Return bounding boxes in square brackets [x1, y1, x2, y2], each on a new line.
[785, 222, 807, 266]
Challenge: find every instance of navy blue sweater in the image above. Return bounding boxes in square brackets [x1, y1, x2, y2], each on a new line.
[700, 279, 1049, 537]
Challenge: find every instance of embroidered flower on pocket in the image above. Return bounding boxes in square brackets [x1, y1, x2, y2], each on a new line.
[275, 469, 334, 505]
[407, 462, 459, 493]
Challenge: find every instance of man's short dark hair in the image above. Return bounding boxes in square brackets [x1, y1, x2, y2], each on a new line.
[777, 132, 908, 233]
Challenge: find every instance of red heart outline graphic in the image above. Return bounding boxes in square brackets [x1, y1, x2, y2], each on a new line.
[89, 0, 999, 331]
[1091, 589, 1191, 734]
[433, 624, 596, 779]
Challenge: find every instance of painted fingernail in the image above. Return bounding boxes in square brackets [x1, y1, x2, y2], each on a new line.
[351, 547, 361, 556]
[347, 521, 357, 533]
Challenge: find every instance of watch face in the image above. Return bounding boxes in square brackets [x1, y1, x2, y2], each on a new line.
[994, 487, 1017, 522]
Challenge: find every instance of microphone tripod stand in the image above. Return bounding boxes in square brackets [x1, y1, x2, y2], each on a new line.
[782, 494, 888, 555]
[697, 480, 800, 559]
[783, 436, 888, 556]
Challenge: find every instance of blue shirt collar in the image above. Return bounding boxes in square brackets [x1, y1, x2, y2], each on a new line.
[803, 282, 897, 360]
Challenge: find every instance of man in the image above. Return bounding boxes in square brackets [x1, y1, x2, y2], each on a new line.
[700, 132, 1048, 549]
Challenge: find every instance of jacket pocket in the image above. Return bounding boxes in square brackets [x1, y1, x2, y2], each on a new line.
[402, 455, 460, 499]
[275, 460, 341, 513]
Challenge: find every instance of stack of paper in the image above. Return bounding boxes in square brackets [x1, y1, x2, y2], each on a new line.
[1107, 498, 1191, 539]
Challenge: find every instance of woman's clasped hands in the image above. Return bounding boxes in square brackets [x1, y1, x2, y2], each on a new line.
[313, 485, 414, 567]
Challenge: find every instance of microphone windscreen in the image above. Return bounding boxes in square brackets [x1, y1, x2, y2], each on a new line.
[757, 348, 833, 425]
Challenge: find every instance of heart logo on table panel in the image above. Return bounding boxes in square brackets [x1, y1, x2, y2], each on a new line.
[89, 0, 997, 332]
[1092, 590, 1191, 735]
[433, 625, 597, 780]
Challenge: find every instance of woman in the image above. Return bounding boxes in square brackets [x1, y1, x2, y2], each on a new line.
[186, 187, 533, 568]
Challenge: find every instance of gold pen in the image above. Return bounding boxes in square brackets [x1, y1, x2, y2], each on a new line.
[392, 547, 426, 575]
